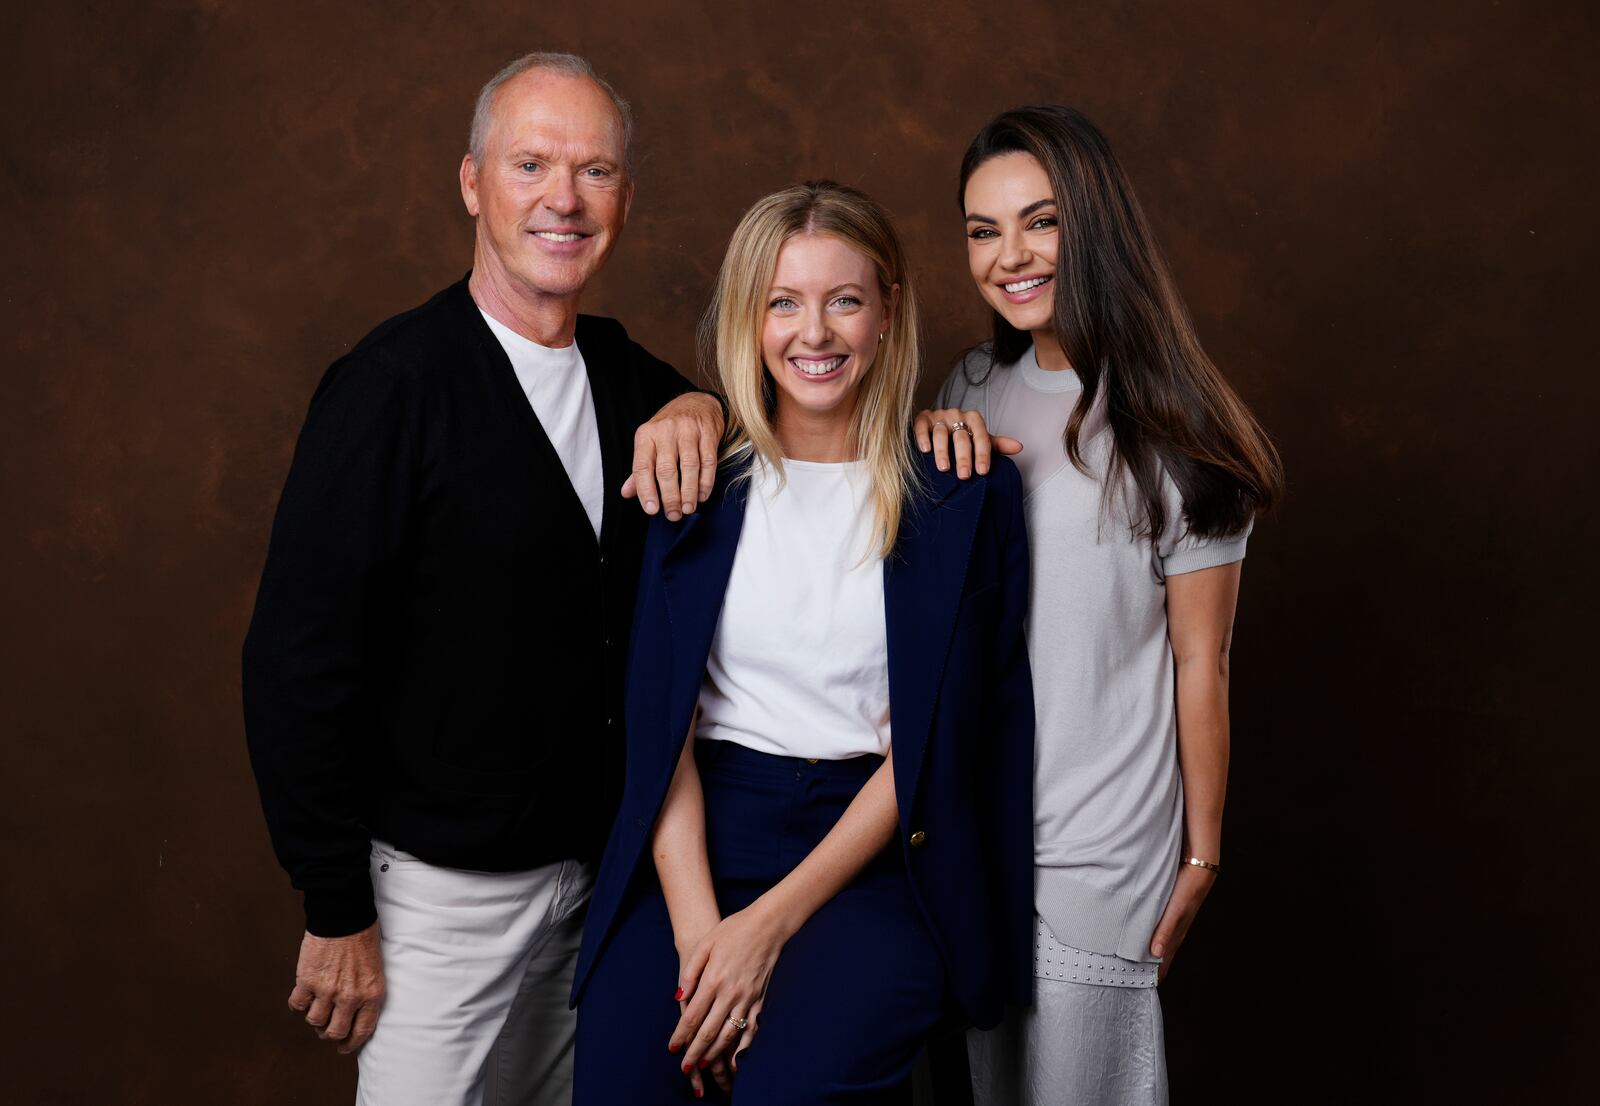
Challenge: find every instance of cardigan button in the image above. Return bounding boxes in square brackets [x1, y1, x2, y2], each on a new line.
[909, 830, 927, 848]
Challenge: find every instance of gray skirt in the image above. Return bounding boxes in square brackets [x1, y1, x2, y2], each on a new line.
[968, 916, 1168, 1106]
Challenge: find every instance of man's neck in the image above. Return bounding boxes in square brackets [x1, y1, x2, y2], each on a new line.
[469, 255, 581, 349]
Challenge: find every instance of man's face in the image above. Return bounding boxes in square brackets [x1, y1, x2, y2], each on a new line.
[460, 70, 632, 300]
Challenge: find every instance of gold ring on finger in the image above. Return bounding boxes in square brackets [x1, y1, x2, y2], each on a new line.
[949, 420, 970, 435]
[727, 1015, 748, 1031]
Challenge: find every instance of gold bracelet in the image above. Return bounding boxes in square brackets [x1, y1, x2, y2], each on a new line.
[1183, 856, 1220, 873]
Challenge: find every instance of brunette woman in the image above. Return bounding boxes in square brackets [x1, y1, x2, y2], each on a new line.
[917, 106, 1284, 1104]
[570, 181, 1033, 1103]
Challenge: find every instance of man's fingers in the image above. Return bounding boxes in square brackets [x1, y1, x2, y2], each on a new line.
[697, 424, 719, 502]
[337, 1000, 382, 1056]
[303, 992, 333, 1030]
[655, 455, 684, 521]
[319, 997, 356, 1042]
[913, 410, 935, 452]
[995, 434, 1024, 456]
[287, 983, 314, 1013]
[631, 435, 661, 515]
[675, 429, 701, 515]
[620, 473, 638, 501]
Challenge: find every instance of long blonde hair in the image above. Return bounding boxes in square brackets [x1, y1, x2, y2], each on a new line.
[699, 181, 923, 558]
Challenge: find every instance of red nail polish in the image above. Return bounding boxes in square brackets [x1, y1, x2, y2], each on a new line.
[674, 987, 684, 1001]
[698, 1059, 709, 1070]
[668, 1042, 680, 1053]
[694, 1089, 704, 1099]
[682, 1063, 692, 1074]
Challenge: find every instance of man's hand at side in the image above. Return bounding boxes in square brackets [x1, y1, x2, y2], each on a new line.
[287, 921, 385, 1055]
[624, 392, 726, 520]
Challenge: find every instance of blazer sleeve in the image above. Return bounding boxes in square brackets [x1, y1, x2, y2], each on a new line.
[241, 353, 416, 937]
[985, 459, 1036, 1006]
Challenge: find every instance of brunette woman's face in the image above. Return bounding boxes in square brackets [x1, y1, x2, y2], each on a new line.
[761, 233, 893, 425]
[963, 152, 1060, 334]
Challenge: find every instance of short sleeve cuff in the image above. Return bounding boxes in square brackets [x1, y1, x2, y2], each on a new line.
[1161, 532, 1249, 578]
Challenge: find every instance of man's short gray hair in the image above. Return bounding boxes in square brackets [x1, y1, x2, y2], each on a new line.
[468, 51, 634, 173]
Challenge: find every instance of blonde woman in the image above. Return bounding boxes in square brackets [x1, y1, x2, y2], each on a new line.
[569, 181, 1034, 1103]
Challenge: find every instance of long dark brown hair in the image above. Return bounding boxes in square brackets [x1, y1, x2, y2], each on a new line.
[959, 105, 1283, 542]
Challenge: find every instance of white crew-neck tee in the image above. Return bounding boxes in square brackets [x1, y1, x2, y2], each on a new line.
[695, 458, 891, 760]
[479, 309, 604, 540]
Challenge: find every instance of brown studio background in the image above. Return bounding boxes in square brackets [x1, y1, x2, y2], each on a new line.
[3, 1, 1594, 1101]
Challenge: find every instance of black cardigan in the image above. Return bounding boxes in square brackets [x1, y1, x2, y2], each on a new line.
[242, 277, 694, 936]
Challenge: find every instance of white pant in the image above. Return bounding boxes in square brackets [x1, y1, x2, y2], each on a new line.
[355, 841, 594, 1106]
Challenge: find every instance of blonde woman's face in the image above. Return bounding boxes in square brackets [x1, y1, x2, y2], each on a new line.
[761, 233, 893, 425]
[963, 152, 1060, 334]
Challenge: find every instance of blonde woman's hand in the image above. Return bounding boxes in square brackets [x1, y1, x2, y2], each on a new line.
[670, 903, 789, 1078]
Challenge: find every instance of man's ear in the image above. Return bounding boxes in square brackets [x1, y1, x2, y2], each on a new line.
[621, 178, 636, 226]
[459, 154, 480, 217]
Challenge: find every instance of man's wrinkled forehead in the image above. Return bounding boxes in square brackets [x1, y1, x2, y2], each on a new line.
[484, 71, 627, 165]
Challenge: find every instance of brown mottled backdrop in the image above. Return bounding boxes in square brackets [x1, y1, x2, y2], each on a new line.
[2, 0, 1594, 1101]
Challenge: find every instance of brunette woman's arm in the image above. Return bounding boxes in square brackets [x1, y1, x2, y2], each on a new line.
[670, 749, 901, 1072]
[1151, 560, 1242, 981]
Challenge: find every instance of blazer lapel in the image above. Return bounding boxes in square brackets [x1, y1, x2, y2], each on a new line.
[658, 465, 751, 733]
[885, 468, 988, 822]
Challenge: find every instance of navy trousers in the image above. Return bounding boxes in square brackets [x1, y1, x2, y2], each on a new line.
[574, 740, 949, 1105]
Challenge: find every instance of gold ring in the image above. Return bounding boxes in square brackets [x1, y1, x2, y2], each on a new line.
[728, 1015, 748, 1031]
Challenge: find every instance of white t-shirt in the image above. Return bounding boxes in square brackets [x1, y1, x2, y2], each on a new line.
[480, 309, 604, 540]
[695, 458, 891, 761]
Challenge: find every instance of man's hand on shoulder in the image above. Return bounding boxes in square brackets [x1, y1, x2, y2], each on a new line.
[287, 921, 385, 1055]
[625, 392, 726, 520]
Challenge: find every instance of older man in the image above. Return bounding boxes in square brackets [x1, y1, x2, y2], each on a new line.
[242, 52, 723, 1105]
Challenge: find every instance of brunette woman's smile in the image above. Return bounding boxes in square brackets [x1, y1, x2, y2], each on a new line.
[999, 273, 1053, 304]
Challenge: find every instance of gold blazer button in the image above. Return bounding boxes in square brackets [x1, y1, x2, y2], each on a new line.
[909, 830, 927, 848]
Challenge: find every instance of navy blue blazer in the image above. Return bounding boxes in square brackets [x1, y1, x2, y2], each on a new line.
[570, 449, 1035, 1029]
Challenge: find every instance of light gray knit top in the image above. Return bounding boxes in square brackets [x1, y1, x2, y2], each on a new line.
[938, 345, 1249, 963]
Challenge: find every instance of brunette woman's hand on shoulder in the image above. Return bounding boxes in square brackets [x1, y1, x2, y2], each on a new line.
[914, 407, 1022, 478]
[670, 899, 794, 1078]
